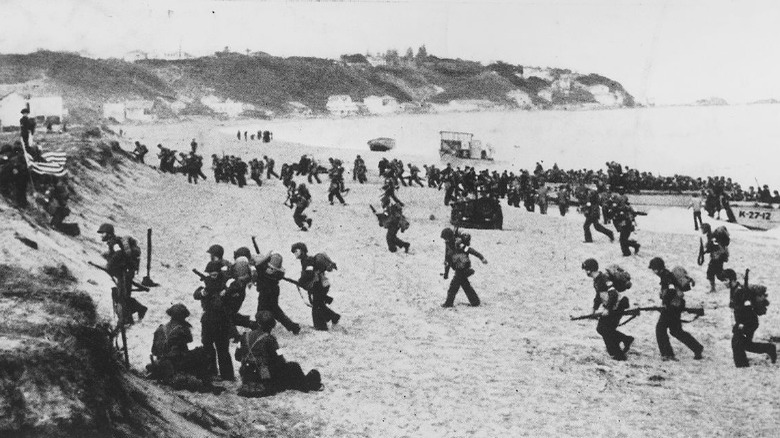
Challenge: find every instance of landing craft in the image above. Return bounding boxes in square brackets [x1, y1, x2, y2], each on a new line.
[439, 131, 494, 161]
[367, 137, 395, 152]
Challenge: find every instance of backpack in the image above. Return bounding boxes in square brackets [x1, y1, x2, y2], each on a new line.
[605, 265, 632, 292]
[671, 266, 695, 292]
[450, 252, 471, 271]
[152, 324, 169, 358]
[119, 236, 142, 271]
[313, 252, 337, 272]
[713, 225, 730, 247]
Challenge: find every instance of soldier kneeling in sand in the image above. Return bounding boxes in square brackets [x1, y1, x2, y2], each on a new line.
[147, 304, 221, 393]
[235, 311, 322, 397]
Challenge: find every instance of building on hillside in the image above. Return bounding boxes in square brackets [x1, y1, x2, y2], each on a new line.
[434, 99, 496, 113]
[103, 102, 126, 122]
[506, 90, 533, 108]
[0, 92, 65, 129]
[586, 84, 624, 106]
[200, 95, 246, 118]
[552, 76, 573, 96]
[28, 96, 65, 122]
[287, 101, 313, 116]
[125, 100, 155, 122]
[340, 54, 370, 69]
[365, 55, 387, 67]
[326, 95, 359, 116]
[0, 92, 28, 130]
[363, 95, 400, 115]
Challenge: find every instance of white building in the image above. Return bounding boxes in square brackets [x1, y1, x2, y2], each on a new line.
[200, 95, 246, 118]
[363, 95, 400, 115]
[125, 100, 155, 122]
[522, 67, 553, 81]
[537, 88, 553, 102]
[326, 95, 359, 116]
[123, 50, 149, 62]
[0, 92, 28, 129]
[287, 101, 313, 116]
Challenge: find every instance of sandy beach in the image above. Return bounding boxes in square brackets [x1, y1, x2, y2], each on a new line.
[4, 118, 780, 437]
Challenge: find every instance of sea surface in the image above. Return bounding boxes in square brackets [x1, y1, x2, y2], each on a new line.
[226, 104, 780, 190]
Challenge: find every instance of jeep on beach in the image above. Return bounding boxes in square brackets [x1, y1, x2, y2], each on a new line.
[450, 196, 503, 230]
[439, 131, 494, 161]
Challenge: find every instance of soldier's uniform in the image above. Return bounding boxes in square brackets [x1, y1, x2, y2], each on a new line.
[583, 259, 633, 361]
[440, 228, 487, 308]
[649, 258, 703, 361]
[194, 259, 234, 381]
[255, 253, 301, 334]
[99, 224, 147, 324]
[292, 243, 340, 331]
[582, 193, 615, 243]
[731, 285, 776, 367]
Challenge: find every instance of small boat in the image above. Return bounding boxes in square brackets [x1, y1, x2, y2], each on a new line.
[730, 202, 780, 230]
[368, 137, 395, 152]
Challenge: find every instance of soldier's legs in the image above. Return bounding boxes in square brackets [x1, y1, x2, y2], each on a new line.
[201, 325, 219, 377]
[655, 312, 675, 358]
[443, 276, 462, 307]
[270, 305, 300, 333]
[459, 275, 480, 306]
[583, 220, 594, 242]
[593, 221, 614, 241]
[597, 315, 624, 358]
[732, 331, 750, 367]
[667, 315, 703, 355]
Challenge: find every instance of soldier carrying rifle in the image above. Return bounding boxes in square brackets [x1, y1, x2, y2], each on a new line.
[580, 258, 633, 361]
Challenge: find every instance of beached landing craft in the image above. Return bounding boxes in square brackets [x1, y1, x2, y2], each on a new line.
[439, 131, 494, 161]
[367, 137, 395, 152]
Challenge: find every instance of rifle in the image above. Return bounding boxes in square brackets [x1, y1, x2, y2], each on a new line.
[87, 261, 131, 367]
[697, 238, 705, 266]
[141, 228, 160, 287]
[570, 306, 705, 324]
[369, 204, 388, 227]
[88, 261, 150, 292]
[280, 277, 314, 307]
[251, 236, 261, 254]
[192, 268, 210, 281]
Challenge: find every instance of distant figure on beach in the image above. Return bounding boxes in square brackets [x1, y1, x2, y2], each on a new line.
[237, 130, 241, 141]
[289, 183, 313, 231]
[612, 202, 640, 256]
[582, 192, 614, 244]
[19, 108, 39, 160]
[688, 192, 704, 231]
[190, 138, 198, 153]
[133, 141, 149, 163]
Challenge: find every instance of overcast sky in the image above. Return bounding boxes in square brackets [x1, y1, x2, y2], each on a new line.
[2, 0, 779, 105]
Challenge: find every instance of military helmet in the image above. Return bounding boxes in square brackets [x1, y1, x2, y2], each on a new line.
[291, 242, 308, 254]
[581, 258, 598, 272]
[205, 260, 224, 274]
[166, 303, 190, 320]
[233, 246, 252, 260]
[97, 223, 115, 235]
[256, 310, 277, 332]
[266, 253, 284, 273]
[207, 244, 225, 259]
[648, 257, 666, 271]
[701, 223, 712, 234]
[440, 227, 454, 240]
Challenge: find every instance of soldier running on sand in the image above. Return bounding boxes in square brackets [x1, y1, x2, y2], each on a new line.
[292, 243, 341, 331]
[581, 258, 633, 361]
[440, 227, 487, 308]
[582, 192, 615, 243]
[289, 183, 313, 231]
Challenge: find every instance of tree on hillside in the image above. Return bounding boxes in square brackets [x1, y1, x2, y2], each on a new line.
[404, 48, 414, 60]
[416, 45, 428, 61]
[385, 49, 400, 66]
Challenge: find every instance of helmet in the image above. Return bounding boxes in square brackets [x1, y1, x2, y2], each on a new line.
[291, 242, 308, 254]
[721, 269, 737, 282]
[440, 228, 454, 240]
[266, 253, 285, 275]
[581, 258, 598, 272]
[205, 260, 224, 274]
[701, 223, 712, 234]
[233, 247, 252, 260]
[255, 310, 277, 332]
[648, 257, 665, 271]
[166, 303, 190, 320]
[207, 244, 224, 259]
[97, 223, 115, 235]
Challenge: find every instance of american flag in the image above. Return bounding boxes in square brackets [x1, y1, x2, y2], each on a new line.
[24, 149, 68, 177]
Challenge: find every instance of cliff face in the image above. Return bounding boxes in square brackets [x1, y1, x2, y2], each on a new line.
[0, 51, 635, 122]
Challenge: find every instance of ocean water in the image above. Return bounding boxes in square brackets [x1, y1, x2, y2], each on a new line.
[225, 104, 780, 190]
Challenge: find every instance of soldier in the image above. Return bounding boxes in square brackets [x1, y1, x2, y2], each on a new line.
[648, 257, 704, 361]
[194, 252, 234, 381]
[380, 177, 404, 209]
[582, 192, 614, 243]
[43, 177, 72, 230]
[384, 203, 410, 253]
[292, 242, 340, 331]
[254, 252, 301, 334]
[0, 142, 29, 207]
[407, 163, 424, 187]
[147, 303, 212, 386]
[581, 258, 633, 361]
[290, 183, 313, 231]
[98, 223, 147, 323]
[235, 311, 321, 397]
[132, 141, 149, 163]
[612, 202, 640, 256]
[327, 162, 347, 206]
[701, 223, 729, 293]
[19, 108, 38, 159]
[730, 282, 776, 367]
[440, 228, 487, 308]
[264, 155, 280, 179]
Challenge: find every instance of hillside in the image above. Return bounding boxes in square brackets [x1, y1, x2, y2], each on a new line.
[1, 124, 779, 436]
[0, 51, 635, 123]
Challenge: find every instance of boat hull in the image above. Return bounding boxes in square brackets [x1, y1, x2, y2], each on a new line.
[368, 137, 395, 152]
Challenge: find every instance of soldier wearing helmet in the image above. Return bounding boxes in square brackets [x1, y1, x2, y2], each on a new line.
[648, 257, 704, 361]
[255, 252, 301, 335]
[440, 227, 487, 308]
[289, 183, 313, 231]
[581, 258, 632, 360]
[98, 223, 147, 324]
[292, 242, 340, 331]
[194, 254, 234, 381]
